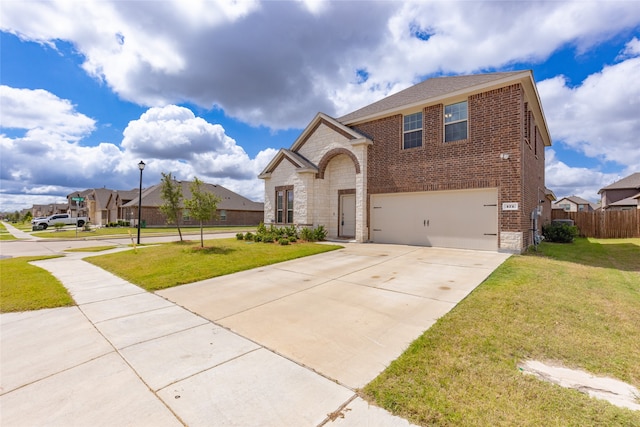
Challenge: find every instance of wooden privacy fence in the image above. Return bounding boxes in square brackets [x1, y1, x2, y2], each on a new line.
[551, 209, 640, 238]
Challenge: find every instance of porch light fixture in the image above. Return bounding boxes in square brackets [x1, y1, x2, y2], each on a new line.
[137, 160, 145, 244]
[500, 153, 510, 160]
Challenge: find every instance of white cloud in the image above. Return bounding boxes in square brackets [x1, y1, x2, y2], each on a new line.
[538, 52, 640, 172]
[0, 85, 95, 139]
[0, 89, 270, 212]
[4, 1, 638, 129]
[544, 150, 618, 202]
[617, 36, 640, 59]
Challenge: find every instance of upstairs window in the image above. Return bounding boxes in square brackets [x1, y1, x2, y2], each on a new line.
[444, 101, 468, 142]
[403, 112, 423, 149]
[219, 209, 227, 221]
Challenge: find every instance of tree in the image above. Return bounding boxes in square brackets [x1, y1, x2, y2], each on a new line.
[159, 172, 184, 241]
[184, 177, 221, 247]
[22, 211, 33, 223]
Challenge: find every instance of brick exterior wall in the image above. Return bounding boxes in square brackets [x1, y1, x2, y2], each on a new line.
[353, 83, 545, 252]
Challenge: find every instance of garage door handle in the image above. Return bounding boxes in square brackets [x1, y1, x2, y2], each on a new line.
[424, 220, 429, 227]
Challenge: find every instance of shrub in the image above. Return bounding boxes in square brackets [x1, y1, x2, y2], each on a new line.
[283, 225, 298, 239]
[269, 225, 285, 238]
[300, 227, 314, 242]
[542, 223, 579, 243]
[288, 236, 297, 243]
[313, 225, 327, 241]
[263, 234, 274, 243]
[257, 221, 267, 235]
[244, 232, 254, 241]
[54, 223, 65, 231]
[279, 237, 289, 245]
[236, 232, 244, 240]
[254, 234, 263, 242]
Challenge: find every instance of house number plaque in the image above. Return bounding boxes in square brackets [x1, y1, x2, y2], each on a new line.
[502, 202, 519, 211]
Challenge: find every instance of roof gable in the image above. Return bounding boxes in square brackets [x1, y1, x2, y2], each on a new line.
[258, 149, 318, 178]
[290, 112, 369, 152]
[554, 196, 592, 206]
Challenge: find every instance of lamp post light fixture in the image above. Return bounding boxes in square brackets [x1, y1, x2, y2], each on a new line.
[137, 160, 145, 245]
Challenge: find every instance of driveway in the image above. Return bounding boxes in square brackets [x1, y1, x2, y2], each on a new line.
[159, 243, 510, 389]
[1, 224, 510, 425]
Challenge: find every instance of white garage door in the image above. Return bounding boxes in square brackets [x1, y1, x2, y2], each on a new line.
[370, 188, 498, 250]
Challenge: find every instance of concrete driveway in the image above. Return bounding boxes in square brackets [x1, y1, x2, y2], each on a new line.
[1, 223, 510, 426]
[159, 243, 510, 389]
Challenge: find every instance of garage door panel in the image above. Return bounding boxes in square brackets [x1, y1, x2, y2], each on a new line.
[371, 189, 498, 251]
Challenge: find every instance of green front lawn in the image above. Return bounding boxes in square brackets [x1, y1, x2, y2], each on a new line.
[0, 256, 74, 312]
[0, 222, 16, 241]
[364, 238, 640, 426]
[85, 238, 342, 291]
[31, 225, 254, 239]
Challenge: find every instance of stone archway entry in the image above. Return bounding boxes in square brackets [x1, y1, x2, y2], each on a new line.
[339, 193, 356, 238]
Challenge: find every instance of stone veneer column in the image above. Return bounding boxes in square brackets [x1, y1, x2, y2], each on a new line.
[296, 170, 316, 226]
[351, 138, 372, 242]
[500, 231, 523, 252]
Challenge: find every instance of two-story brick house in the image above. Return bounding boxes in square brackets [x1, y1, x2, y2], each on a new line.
[259, 71, 551, 252]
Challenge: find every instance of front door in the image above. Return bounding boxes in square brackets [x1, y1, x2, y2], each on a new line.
[339, 193, 356, 237]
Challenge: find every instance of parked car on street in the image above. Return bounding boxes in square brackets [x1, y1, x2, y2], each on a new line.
[31, 214, 88, 230]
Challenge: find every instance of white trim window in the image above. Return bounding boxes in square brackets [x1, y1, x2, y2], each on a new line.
[444, 101, 468, 142]
[403, 112, 423, 149]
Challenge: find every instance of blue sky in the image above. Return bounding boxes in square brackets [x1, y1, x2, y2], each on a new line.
[1, 1, 639, 212]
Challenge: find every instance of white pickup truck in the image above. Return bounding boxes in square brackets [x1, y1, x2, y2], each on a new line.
[32, 214, 88, 230]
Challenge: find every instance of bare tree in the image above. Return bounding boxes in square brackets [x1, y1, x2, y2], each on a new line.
[159, 172, 184, 242]
[184, 177, 221, 247]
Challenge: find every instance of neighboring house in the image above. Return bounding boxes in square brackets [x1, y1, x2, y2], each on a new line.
[552, 196, 595, 212]
[67, 189, 94, 222]
[598, 172, 640, 210]
[105, 190, 138, 224]
[31, 203, 68, 218]
[260, 70, 551, 253]
[541, 188, 557, 225]
[122, 180, 264, 227]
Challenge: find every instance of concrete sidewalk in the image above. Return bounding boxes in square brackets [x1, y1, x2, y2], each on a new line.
[1, 221, 39, 241]
[1, 249, 421, 426]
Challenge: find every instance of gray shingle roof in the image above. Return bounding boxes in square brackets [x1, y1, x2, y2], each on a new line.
[608, 195, 640, 207]
[565, 196, 592, 205]
[259, 148, 319, 177]
[124, 181, 263, 211]
[338, 71, 528, 124]
[598, 172, 640, 193]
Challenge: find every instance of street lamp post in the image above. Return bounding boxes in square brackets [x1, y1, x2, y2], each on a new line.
[137, 160, 145, 244]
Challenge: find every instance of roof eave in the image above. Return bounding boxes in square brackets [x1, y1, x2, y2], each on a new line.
[339, 70, 553, 148]
[340, 71, 534, 126]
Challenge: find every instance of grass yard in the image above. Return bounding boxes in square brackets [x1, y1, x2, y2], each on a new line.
[0, 256, 74, 312]
[0, 224, 16, 240]
[364, 238, 640, 426]
[31, 225, 254, 239]
[64, 246, 119, 252]
[85, 238, 342, 291]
